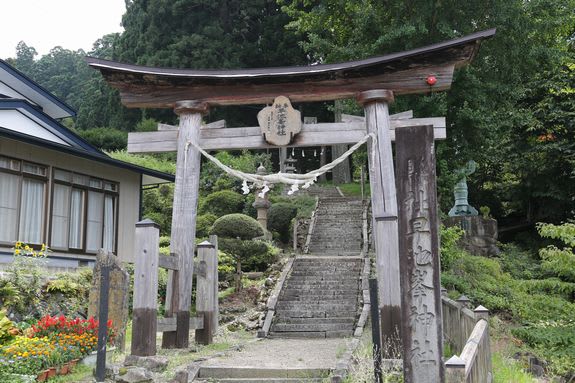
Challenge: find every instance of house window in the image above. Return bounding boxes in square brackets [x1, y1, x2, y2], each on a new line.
[0, 155, 47, 245]
[50, 169, 118, 254]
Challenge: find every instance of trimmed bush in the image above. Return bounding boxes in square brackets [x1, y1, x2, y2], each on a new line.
[210, 214, 264, 239]
[76, 127, 127, 151]
[268, 203, 298, 243]
[196, 213, 218, 238]
[200, 190, 245, 217]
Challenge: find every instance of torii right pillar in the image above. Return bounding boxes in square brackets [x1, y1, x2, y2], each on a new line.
[357, 90, 402, 350]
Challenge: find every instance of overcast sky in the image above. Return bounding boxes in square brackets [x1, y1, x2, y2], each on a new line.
[2, 0, 126, 60]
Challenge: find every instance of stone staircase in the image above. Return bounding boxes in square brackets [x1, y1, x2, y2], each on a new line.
[269, 256, 362, 338]
[196, 366, 330, 382]
[306, 197, 364, 255]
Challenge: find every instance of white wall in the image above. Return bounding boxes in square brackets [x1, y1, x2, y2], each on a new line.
[0, 137, 141, 264]
[0, 110, 69, 145]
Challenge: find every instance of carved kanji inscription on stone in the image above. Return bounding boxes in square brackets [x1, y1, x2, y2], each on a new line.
[257, 96, 301, 146]
[397, 125, 443, 383]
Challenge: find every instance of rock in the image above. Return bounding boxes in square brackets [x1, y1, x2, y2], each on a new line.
[245, 272, 264, 280]
[264, 277, 274, 287]
[124, 355, 168, 372]
[249, 312, 260, 321]
[115, 366, 154, 383]
[257, 303, 266, 311]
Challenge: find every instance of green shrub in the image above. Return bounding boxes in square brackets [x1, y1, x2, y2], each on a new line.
[159, 236, 171, 248]
[269, 195, 317, 219]
[268, 203, 298, 243]
[210, 214, 264, 239]
[537, 222, 575, 282]
[196, 213, 218, 238]
[75, 127, 127, 151]
[440, 225, 466, 271]
[200, 191, 245, 217]
[499, 243, 541, 279]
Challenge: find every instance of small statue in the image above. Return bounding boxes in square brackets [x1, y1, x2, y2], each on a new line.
[448, 160, 478, 217]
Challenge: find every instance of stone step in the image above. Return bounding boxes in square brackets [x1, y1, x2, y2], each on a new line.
[275, 310, 358, 318]
[282, 290, 358, 297]
[268, 330, 354, 338]
[278, 298, 358, 305]
[195, 379, 326, 383]
[274, 317, 356, 324]
[272, 322, 353, 332]
[198, 367, 329, 380]
[284, 281, 359, 287]
[276, 303, 357, 311]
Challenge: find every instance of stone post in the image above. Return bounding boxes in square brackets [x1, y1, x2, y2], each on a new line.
[252, 164, 271, 229]
[396, 125, 443, 382]
[163, 100, 208, 349]
[195, 240, 218, 345]
[131, 219, 160, 356]
[357, 90, 402, 351]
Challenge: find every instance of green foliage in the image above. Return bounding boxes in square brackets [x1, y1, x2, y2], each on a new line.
[499, 243, 542, 280]
[441, 238, 575, 376]
[196, 213, 218, 238]
[492, 352, 537, 383]
[0, 311, 15, 343]
[267, 203, 298, 243]
[199, 151, 272, 195]
[512, 320, 575, 377]
[269, 195, 317, 219]
[281, 0, 575, 223]
[537, 222, 575, 282]
[141, 184, 174, 236]
[107, 151, 176, 174]
[217, 250, 236, 282]
[200, 191, 245, 218]
[74, 127, 127, 151]
[480, 206, 491, 219]
[218, 238, 278, 273]
[210, 214, 264, 240]
[134, 117, 158, 132]
[439, 225, 466, 271]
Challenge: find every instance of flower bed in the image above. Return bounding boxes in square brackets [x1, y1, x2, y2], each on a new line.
[0, 314, 114, 381]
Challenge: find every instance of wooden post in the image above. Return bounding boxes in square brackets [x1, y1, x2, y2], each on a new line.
[474, 305, 492, 380]
[445, 355, 466, 383]
[163, 100, 208, 349]
[195, 240, 218, 345]
[95, 250, 111, 382]
[396, 125, 443, 382]
[357, 90, 402, 350]
[369, 278, 383, 383]
[131, 219, 160, 356]
[209, 234, 219, 334]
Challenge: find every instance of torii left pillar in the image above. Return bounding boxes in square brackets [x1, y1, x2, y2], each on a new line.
[357, 90, 402, 353]
[163, 100, 208, 349]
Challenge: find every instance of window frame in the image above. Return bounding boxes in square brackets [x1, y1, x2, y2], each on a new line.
[49, 168, 119, 255]
[0, 155, 48, 247]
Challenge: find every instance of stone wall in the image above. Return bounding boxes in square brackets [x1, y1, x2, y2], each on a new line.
[444, 216, 500, 257]
[293, 218, 310, 252]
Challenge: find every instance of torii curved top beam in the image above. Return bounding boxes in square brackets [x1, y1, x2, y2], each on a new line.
[87, 28, 495, 108]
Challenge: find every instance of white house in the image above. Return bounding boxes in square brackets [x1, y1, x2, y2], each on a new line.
[0, 59, 173, 269]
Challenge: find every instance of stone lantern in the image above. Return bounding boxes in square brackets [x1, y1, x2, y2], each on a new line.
[252, 164, 271, 229]
[284, 155, 297, 174]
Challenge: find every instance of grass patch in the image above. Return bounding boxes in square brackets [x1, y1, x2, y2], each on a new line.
[492, 352, 536, 383]
[338, 182, 370, 198]
[49, 364, 93, 382]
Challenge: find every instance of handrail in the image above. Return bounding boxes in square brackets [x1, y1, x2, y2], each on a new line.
[443, 296, 492, 383]
[303, 196, 320, 254]
[257, 258, 294, 338]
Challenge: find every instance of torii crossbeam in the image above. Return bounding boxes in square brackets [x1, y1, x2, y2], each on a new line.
[89, 28, 495, 383]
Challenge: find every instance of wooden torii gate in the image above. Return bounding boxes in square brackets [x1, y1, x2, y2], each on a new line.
[88, 28, 494, 383]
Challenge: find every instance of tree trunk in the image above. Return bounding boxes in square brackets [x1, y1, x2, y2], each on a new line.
[234, 259, 242, 292]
